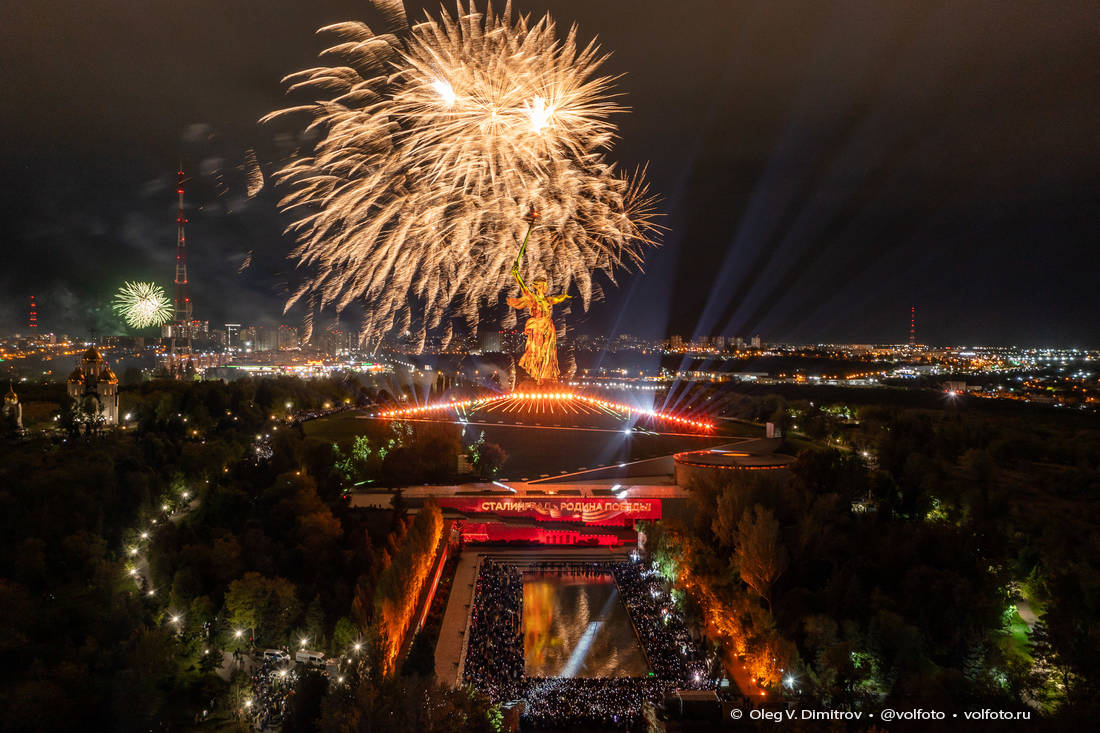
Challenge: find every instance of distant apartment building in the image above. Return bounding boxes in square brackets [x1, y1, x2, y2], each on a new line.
[225, 323, 241, 351]
[277, 324, 300, 351]
[241, 325, 279, 352]
[500, 329, 527, 355]
[477, 330, 502, 354]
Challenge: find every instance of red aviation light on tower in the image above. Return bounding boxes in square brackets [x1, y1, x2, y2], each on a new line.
[170, 167, 193, 355]
[28, 295, 37, 330]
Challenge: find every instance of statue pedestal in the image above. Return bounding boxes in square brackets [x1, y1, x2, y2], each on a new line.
[514, 377, 559, 392]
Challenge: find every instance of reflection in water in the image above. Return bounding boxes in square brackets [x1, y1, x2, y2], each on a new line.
[523, 572, 648, 678]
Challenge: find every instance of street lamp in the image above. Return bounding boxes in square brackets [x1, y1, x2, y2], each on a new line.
[233, 626, 255, 651]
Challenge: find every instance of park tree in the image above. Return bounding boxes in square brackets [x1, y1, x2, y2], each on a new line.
[473, 442, 508, 478]
[333, 616, 360, 655]
[736, 504, 787, 609]
[224, 572, 300, 647]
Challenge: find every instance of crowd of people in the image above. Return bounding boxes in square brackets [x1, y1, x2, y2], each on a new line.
[463, 559, 524, 691]
[521, 677, 666, 728]
[524, 560, 620, 574]
[462, 558, 715, 729]
[612, 561, 714, 687]
[245, 658, 298, 730]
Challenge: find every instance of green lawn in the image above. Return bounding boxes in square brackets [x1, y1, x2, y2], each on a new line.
[303, 410, 375, 446]
[998, 606, 1033, 664]
[714, 419, 765, 438]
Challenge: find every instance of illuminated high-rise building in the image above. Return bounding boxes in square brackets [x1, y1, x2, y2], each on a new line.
[225, 323, 241, 351]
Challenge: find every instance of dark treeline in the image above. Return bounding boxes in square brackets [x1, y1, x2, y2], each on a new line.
[0, 375, 495, 731]
[652, 390, 1100, 720]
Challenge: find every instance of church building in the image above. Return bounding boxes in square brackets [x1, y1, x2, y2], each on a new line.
[67, 346, 119, 426]
[3, 383, 22, 433]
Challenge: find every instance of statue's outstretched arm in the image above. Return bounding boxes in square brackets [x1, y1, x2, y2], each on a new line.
[512, 217, 536, 295]
[512, 263, 529, 296]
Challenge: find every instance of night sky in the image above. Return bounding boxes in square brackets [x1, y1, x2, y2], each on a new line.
[1, 1, 1097, 345]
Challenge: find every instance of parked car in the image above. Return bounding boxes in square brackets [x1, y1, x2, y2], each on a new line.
[296, 649, 325, 667]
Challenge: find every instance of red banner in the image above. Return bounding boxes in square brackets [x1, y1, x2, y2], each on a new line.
[457, 523, 628, 546]
[436, 496, 661, 526]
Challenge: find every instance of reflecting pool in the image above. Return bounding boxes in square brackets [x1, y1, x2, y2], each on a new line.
[522, 571, 648, 678]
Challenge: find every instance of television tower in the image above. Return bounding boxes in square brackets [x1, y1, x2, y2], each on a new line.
[172, 168, 192, 358]
[28, 295, 37, 331]
[908, 305, 916, 346]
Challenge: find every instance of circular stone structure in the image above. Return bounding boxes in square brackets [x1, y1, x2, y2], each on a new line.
[674, 447, 796, 487]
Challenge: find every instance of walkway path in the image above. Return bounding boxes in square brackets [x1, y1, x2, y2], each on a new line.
[433, 551, 482, 686]
[1016, 598, 1040, 629]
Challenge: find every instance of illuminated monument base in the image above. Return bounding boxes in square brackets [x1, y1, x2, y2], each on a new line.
[458, 522, 630, 546]
[377, 387, 715, 549]
[379, 390, 715, 431]
[439, 496, 661, 548]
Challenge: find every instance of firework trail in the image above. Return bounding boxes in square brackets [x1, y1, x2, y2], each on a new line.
[243, 148, 264, 198]
[112, 281, 173, 329]
[263, 0, 659, 348]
